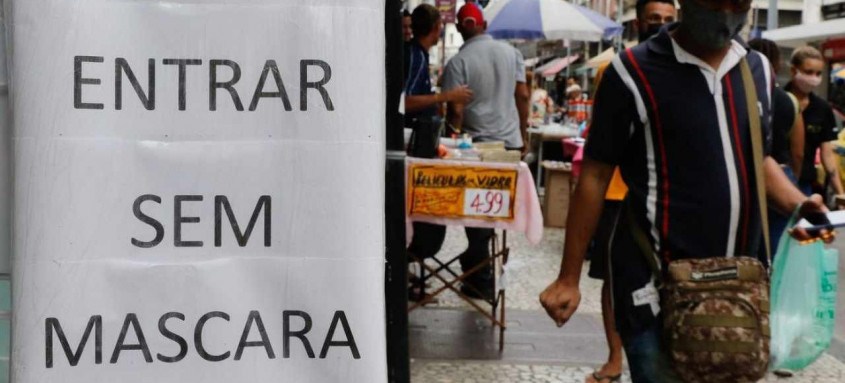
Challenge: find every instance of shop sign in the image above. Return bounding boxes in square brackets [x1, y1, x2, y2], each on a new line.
[436, 0, 458, 24]
[823, 38, 845, 62]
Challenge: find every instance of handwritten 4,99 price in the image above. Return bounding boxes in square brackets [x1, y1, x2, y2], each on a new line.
[463, 189, 511, 218]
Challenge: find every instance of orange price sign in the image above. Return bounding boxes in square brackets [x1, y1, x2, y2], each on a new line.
[408, 163, 518, 221]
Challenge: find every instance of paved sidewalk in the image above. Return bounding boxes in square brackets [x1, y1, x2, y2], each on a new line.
[412, 361, 632, 383]
[415, 228, 601, 314]
[411, 356, 845, 383]
[409, 227, 845, 383]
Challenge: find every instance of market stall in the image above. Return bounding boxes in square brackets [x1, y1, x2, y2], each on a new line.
[405, 154, 543, 351]
[527, 123, 581, 190]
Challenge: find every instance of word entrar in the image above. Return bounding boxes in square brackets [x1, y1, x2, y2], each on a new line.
[74, 56, 334, 112]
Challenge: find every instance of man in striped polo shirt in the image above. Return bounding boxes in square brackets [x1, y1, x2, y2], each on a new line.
[539, 0, 831, 381]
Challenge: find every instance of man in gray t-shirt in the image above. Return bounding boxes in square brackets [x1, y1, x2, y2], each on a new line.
[443, 3, 529, 151]
[433, 3, 530, 301]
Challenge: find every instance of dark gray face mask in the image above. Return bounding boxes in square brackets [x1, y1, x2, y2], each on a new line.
[638, 23, 664, 43]
[681, 0, 748, 49]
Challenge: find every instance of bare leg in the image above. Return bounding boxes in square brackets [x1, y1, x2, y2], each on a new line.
[586, 281, 623, 383]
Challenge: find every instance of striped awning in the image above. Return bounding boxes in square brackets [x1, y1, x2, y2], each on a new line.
[535, 55, 580, 77]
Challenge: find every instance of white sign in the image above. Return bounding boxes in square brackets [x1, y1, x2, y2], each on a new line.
[9, 1, 386, 382]
[0, 8, 9, 276]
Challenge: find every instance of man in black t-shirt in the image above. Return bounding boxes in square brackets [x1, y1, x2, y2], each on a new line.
[404, 5, 473, 122]
[404, 5, 473, 301]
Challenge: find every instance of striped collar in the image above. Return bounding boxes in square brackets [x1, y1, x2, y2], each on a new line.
[648, 23, 748, 73]
[670, 37, 747, 78]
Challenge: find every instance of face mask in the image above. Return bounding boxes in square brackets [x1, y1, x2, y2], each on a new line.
[793, 70, 823, 93]
[638, 23, 664, 42]
[681, 0, 748, 50]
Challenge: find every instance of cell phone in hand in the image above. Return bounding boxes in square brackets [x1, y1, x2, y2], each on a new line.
[795, 210, 842, 237]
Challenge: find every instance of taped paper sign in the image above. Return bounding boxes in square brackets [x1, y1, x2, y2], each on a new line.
[9, 0, 387, 382]
[408, 163, 518, 221]
[435, 0, 457, 24]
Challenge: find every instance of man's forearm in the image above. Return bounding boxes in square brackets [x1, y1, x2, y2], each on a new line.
[405, 94, 441, 113]
[515, 83, 530, 148]
[790, 151, 804, 180]
[557, 158, 614, 285]
[790, 114, 805, 179]
[517, 98, 529, 129]
[765, 156, 807, 215]
[821, 143, 844, 194]
[447, 103, 464, 132]
[520, 122, 529, 151]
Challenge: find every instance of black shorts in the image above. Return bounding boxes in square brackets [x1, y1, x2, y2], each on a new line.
[587, 200, 622, 280]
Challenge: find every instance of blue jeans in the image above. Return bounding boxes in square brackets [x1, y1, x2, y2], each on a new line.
[798, 181, 813, 196]
[622, 321, 683, 383]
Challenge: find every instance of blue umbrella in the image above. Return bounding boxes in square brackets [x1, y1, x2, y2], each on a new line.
[484, 0, 623, 41]
[833, 67, 845, 82]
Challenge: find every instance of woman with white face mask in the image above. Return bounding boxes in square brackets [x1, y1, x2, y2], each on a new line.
[786, 46, 844, 197]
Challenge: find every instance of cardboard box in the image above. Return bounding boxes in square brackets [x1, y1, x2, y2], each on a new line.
[481, 149, 521, 163]
[473, 141, 506, 150]
[542, 162, 572, 228]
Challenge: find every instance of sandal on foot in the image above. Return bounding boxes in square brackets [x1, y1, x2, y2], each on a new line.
[773, 369, 794, 378]
[590, 371, 622, 383]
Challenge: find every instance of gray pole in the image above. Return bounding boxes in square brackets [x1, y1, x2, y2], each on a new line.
[616, 0, 624, 50]
[617, 0, 623, 22]
[767, 0, 779, 31]
[384, 2, 410, 383]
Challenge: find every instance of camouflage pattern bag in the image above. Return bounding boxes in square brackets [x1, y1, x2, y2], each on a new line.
[662, 257, 770, 382]
[629, 213, 772, 382]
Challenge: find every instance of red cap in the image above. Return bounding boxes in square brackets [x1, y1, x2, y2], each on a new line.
[457, 2, 484, 26]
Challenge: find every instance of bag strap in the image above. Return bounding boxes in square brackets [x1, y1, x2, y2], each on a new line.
[627, 202, 663, 284]
[786, 91, 800, 127]
[740, 58, 772, 265]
